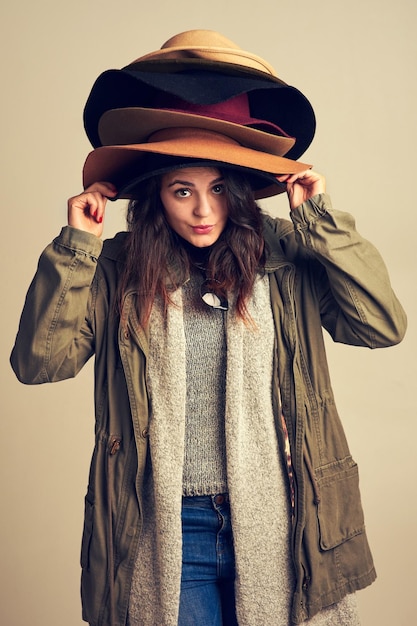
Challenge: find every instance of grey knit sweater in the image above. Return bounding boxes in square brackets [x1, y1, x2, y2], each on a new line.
[182, 271, 228, 496]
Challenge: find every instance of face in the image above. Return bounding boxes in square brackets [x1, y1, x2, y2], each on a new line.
[160, 167, 228, 247]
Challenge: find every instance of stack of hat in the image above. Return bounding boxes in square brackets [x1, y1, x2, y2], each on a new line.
[82, 30, 316, 199]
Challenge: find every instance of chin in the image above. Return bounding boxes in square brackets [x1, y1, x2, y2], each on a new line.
[188, 235, 221, 248]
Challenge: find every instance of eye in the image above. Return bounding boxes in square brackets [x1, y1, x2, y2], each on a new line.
[212, 184, 224, 195]
[175, 188, 191, 198]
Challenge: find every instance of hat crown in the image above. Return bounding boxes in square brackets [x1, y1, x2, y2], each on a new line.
[160, 30, 241, 52]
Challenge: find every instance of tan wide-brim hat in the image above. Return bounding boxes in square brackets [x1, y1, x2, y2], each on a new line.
[82, 128, 311, 200]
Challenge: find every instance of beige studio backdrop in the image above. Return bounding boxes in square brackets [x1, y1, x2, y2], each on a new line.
[1, 1, 416, 625]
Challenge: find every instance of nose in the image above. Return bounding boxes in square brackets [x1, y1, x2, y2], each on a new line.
[193, 192, 212, 217]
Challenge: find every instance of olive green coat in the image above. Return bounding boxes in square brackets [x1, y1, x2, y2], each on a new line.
[10, 194, 406, 624]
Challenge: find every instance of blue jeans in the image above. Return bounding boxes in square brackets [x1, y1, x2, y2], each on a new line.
[178, 494, 238, 626]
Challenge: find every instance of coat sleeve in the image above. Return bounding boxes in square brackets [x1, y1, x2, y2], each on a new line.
[288, 193, 407, 348]
[10, 226, 104, 384]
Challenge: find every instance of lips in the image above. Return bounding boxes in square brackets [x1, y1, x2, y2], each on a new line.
[191, 225, 214, 235]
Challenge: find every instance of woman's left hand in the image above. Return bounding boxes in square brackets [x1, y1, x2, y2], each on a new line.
[277, 169, 326, 211]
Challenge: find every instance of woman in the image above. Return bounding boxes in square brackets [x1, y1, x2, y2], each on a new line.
[11, 158, 406, 626]
[10, 30, 407, 626]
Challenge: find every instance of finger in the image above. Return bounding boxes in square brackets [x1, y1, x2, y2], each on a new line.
[276, 174, 291, 183]
[276, 169, 314, 184]
[288, 171, 313, 185]
[68, 191, 100, 215]
[67, 192, 104, 230]
[84, 181, 118, 199]
[90, 192, 113, 225]
[67, 181, 118, 234]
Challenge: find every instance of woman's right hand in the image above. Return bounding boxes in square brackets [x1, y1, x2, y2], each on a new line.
[67, 182, 118, 237]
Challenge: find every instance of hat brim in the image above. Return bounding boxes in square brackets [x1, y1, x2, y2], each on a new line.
[124, 58, 287, 85]
[128, 56, 281, 82]
[98, 107, 295, 156]
[116, 156, 288, 200]
[127, 30, 281, 81]
[82, 128, 311, 200]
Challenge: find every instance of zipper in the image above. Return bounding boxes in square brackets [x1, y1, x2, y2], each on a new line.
[107, 435, 122, 625]
[278, 264, 308, 597]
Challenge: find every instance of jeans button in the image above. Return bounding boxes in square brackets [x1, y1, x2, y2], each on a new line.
[214, 494, 224, 505]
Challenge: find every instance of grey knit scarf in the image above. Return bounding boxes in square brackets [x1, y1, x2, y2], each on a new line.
[127, 273, 360, 626]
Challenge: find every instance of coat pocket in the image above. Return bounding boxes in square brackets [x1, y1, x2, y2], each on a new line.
[80, 497, 94, 570]
[315, 455, 365, 550]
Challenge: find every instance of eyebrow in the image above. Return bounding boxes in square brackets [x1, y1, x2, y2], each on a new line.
[167, 176, 224, 188]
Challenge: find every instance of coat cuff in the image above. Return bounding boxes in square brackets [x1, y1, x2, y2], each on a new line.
[290, 193, 333, 229]
[54, 226, 104, 259]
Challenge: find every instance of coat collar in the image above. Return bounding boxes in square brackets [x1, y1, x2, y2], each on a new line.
[262, 214, 294, 273]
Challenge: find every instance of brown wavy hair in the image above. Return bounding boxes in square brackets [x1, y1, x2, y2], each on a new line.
[118, 167, 266, 326]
